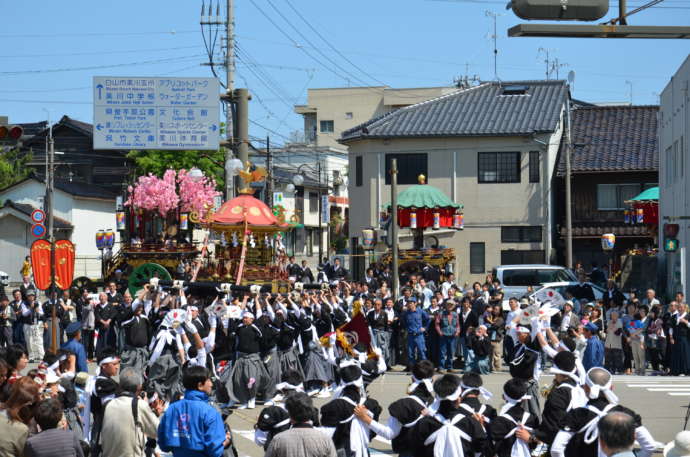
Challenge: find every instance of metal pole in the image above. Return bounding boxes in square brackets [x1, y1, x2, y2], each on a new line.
[619, 0, 628, 25]
[47, 122, 57, 354]
[235, 88, 249, 189]
[318, 158, 322, 261]
[565, 95, 573, 269]
[266, 135, 273, 207]
[391, 159, 399, 300]
[224, 0, 235, 199]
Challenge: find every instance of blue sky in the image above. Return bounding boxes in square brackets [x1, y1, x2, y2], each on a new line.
[1, 0, 688, 144]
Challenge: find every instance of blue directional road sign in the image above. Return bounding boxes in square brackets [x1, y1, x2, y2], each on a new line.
[93, 76, 220, 150]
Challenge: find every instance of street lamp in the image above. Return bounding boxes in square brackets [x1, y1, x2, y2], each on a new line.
[225, 157, 243, 175]
[188, 167, 204, 182]
[292, 174, 305, 187]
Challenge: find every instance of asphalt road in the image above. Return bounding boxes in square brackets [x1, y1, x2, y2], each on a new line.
[53, 363, 688, 456]
[225, 369, 690, 457]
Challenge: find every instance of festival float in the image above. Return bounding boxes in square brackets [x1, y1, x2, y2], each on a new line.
[378, 174, 462, 275]
[81, 163, 295, 295]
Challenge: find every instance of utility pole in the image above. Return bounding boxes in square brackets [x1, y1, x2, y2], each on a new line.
[391, 159, 399, 300]
[565, 98, 573, 269]
[266, 135, 273, 207]
[235, 88, 250, 189]
[225, 0, 235, 199]
[46, 120, 57, 354]
[317, 157, 323, 261]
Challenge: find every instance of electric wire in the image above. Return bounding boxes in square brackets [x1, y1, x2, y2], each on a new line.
[0, 55, 205, 75]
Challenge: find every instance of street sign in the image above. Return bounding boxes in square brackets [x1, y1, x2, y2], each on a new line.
[31, 223, 46, 238]
[665, 238, 679, 252]
[30, 209, 45, 223]
[321, 195, 330, 224]
[93, 76, 220, 150]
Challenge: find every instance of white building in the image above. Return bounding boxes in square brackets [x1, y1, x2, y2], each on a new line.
[250, 144, 349, 262]
[659, 55, 690, 297]
[0, 175, 118, 283]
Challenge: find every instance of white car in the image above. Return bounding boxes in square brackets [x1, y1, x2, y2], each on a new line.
[530, 281, 629, 306]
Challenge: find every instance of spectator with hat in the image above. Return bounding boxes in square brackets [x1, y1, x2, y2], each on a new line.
[582, 322, 605, 371]
[61, 322, 87, 374]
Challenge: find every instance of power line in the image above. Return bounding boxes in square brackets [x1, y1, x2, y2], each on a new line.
[0, 45, 201, 59]
[282, 0, 387, 86]
[249, 119, 291, 141]
[0, 55, 204, 75]
[263, 0, 374, 87]
[0, 30, 198, 38]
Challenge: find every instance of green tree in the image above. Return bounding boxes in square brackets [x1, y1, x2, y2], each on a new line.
[126, 148, 226, 188]
[0, 147, 32, 189]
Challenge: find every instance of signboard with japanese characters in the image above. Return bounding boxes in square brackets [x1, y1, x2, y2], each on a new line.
[93, 76, 220, 150]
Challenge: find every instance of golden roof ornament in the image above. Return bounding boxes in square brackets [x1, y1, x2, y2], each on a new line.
[418, 174, 426, 184]
[238, 161, 268, 194]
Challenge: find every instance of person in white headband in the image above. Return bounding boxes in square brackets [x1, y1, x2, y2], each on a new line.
[319, 363, 382, 457]
[406, 373, 489, 457]
[352, 360, 436, 457]
[492, 378, 538, 457]
[254, 369, 305, 450]
[551, 367, 656, 457]
[457, 372, 497, 426]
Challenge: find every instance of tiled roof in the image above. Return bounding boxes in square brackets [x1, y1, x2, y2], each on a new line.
[557, 105, 658, 174]
[1, 200, 72, 229]
[341, 80, 567, 142]
[0, 174, 117, 200]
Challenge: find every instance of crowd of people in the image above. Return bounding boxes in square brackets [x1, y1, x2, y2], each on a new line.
[0, 257, 687, 456]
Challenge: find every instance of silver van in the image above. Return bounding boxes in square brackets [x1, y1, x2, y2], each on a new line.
[492, 265, 577, 309]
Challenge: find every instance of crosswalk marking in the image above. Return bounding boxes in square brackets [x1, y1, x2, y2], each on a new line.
[625, 379, 690, 397]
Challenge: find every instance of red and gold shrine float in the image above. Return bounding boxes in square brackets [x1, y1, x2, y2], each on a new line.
[203, 176, 291, 287]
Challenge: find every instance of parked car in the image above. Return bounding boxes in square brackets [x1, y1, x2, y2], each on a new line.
[530, 281, 629, 307]
[492, 264, 577, 309]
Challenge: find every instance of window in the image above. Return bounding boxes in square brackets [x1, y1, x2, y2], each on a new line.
[385, 153, 428, 185]
[320, 120, 334, 133]
[500, 250, 546, 265]
[529, 151, 539, 183]
[355, 156, 363, 187]
[596, 184, 640, 210]
[470, 242, 485, 274]
[665, 146, 673, 186]
[478, 152, 520, 183]
[501, 226, 542, 243]
[308, 192, 318, 213]
[501, 85, 529, 95]
[345, 112, 353, 119]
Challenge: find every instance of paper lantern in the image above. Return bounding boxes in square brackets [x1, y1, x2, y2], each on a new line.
[180, 212, 189, 230]
[103, 229, 115, 249]
[636, 208, 644, 224]
[624, 210, 631, 225]
[453, 212, 464, 230]
[432, 211, 440, 230]
[410, 211, 417, 229]
[601, 233, 616, 251]
[361, 228, 377, 250]
[116, 211, 126, 231]
[95, 230, 105, 250]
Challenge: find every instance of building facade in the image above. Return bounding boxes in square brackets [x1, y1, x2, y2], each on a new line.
[342, 80, 568, 281]
[555, 105, 658, 272]
[294, 86, 458, 149]
[0, 176, 117, 282]
[659, 55, 690, 297]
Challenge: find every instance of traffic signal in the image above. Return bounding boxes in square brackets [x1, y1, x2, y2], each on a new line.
[664, 238, 679, 252]
[511, 0, 609, 21]
[0, 124, 23, 141]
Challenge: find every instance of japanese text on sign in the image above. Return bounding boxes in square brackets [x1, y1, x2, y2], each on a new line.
[93, 76, 220, 150]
